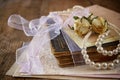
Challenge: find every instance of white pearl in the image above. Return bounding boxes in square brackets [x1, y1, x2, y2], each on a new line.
[94, 63, 101, 70]
[98, 38, 103, 42]
[113, 59, 119, 64]
[81, 50, 87, 55]
[83, 54, 89, 59]
[101, 35, 105, 38]
[117, 55, 120, 60]
[108, 51, 113, 56]
[101, 49, 105, 53]
[102, 50, 108, 56]
[85, 59, 91, 64]
[99, 35, 105, 39]
[117, 44, 120, 47]
[97, 47, 103, 53]
[108, 63, 114, 69]
[98, 35, 103, 38]
[95, 42, 102, 47]
[97, 38, 102, 42]
[90, 61, 95, 67]
[101, 63, 108, 69]
[113, 49, 118, 55]
[104, 32, 108, 36]
[116, 47, 120, 52]
[118, 46, 120, 50]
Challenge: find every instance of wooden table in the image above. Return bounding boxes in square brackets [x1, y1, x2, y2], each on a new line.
[0, 0, 120, 80]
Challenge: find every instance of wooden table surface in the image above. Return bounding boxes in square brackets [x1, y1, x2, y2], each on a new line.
[0, 0, 120, 80]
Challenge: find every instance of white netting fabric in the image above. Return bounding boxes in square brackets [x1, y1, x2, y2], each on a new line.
[8, 6, 90, 74]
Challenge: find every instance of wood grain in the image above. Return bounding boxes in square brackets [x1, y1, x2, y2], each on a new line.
[0, 0, 120, 80]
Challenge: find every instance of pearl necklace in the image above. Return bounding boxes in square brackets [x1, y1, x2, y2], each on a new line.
[81, 47, 120, 70]
[81, 30, 120, 70]
[95, 30, 120, 56]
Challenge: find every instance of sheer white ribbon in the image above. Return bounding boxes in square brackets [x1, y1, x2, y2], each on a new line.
[8, 12, 63, 74]
[8, 6, 90, 74]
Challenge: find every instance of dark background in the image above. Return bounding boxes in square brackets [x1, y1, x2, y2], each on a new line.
[0, 0, 120, 80]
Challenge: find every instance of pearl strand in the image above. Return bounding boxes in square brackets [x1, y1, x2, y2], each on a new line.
[81, 47, 120, 70]
[95, 30, 120, 56]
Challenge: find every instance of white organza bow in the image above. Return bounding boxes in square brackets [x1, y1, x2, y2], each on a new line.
[8, 6, 90, 74]
[8, 12, 63, 74]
